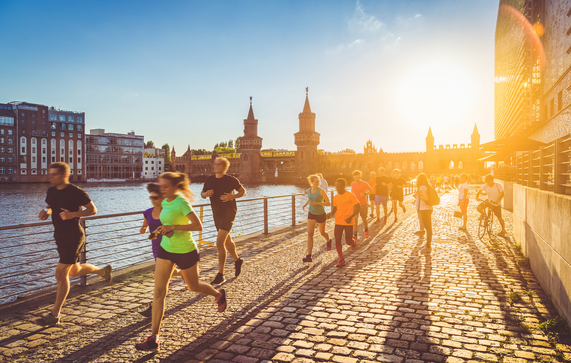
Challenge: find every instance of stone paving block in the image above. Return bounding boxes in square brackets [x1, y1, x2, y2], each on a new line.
[272, 352, 295, 362]
[232, 355, 259, 363]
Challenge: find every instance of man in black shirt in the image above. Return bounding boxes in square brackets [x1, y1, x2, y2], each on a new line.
[38, 163, 112, 326]
[375, 167, 390, 225]
[201, 157, 246, 284]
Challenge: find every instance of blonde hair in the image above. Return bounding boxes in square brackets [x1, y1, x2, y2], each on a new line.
[352, 170, 362, 177]
[215, 157, 230, 171]
[307, 174, 320, 185]
[393, 168, 401, 174]
[159, 172, 195, 202]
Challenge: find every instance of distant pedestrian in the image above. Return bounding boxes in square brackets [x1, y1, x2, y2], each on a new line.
[317, 173, 328, 192]
[368, 171, 377, 217]
[429, 175, 436, 189]
[37, 162, 112, 327]
[458, 173, 469, 231]
[201, 157, 245, 285]
[138, 183, 181, 318]
[351, 170, 373, 240]
[136, 172, 226, 352]
[476, 174, 507, 237]
[389, 168, 406, 222]
[302, 174, 332, 262]
[374, 167, 390, 225]
[328, 178, 360, 267]
[414, 173, 433, 252]
[436, 175, 442, 191]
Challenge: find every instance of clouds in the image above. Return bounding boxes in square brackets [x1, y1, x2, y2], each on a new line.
[353, 0, 382, 31]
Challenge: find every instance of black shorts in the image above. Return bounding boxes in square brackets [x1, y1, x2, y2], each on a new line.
[55, 238, 85, 265]
[156, 245, 200, 270]
[213, 209, 236, 232]
[390, 192, 404, 202]
[308, 212, 326, 223]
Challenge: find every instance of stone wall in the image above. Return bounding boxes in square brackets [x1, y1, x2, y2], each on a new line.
[513, 184, 571, 322]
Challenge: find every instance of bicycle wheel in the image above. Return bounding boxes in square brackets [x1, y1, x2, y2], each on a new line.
[487, 208, 494, 237]
[478, 215, 487, 240]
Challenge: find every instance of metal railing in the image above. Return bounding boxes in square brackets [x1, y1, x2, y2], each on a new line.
[0, 184, 417, 305]
[516, 133, 571, 195]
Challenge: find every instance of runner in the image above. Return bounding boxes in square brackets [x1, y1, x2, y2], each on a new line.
[458, 173, 469, 231]
[368, 171, 377, 217]
[351, 170, 373, 240]
[389, 168, 406, 222]
[429, 175, 437, 189]
[135, 172, 226, 352]
[37, 162, 112, 326]
[374, 167, 390, 225]
[316, 173, 328, 192]
[475, 174, 507, 237]
[327, 178, 360, 267]
[414, 173, 433, 252]
[201, 157, 245, 285]
[302, 174, 331, 262]
[436, 174, 442, 191]
[138, 183, 181, 318]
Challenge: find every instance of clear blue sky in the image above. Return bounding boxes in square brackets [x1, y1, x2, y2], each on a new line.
[0, 0, 499, 153]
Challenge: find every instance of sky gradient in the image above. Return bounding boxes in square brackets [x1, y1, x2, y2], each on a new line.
[0, 0, 499, 154]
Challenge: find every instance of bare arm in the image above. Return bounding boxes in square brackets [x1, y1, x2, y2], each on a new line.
[60, 201, 97, 220]
[462, 188, 469, 200]
[221, 187, 246, 202]
[38, 205, 51, 220]
[327, 205, 337, 219]
[345, 203, 361, 224]
[475, 189, 483, 201]
[156, 211, 203, 234]
[311, 189, 331, 207]
[140, 217, 149, 234]
[496, 191, 505, 204]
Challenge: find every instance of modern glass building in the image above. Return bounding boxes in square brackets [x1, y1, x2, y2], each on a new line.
[86, 129, 144, 180]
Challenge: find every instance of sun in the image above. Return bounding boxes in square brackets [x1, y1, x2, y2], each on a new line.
[396, 61, 476, 128]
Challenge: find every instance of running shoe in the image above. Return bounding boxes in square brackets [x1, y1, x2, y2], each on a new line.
[211, 273, 225, 285]
[497, 231, 507, 237]
[336, 259, 346, 267]
[102, 264, 113, 284]
[38, 313, 60, 327]
[235, 258, 244, 278]
[135, 335, 160, 352]
[216, 289, 227, 313]
[351, 237, 357, 250]
[302, 255, 313, 263]
[394, 217, 398, 223]
[138, 302, 153, 318]
[374, 218, 381, 224]
[414, 230, 425, 236]
[364, 231, 369, 238]
[420, 244, 432, 253]
[369, 213, 374, 218]
[401, 205, 406, 213]
[458, 226, 467, 231]
[326, 239, 332, 251]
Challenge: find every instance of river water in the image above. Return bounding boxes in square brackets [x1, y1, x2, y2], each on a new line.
[0, 182, 310, 304]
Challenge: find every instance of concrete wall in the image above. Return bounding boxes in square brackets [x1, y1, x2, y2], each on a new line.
[513, 184, 571, 322]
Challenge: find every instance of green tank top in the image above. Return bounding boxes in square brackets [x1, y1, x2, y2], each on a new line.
[308, 187, 325, 215]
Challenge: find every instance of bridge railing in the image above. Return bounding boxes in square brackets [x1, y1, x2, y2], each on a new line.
[0, 184, 416, 305]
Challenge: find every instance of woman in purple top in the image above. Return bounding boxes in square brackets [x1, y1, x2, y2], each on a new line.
[138, 183, 180, 317]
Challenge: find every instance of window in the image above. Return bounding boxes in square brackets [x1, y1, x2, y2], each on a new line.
[52, 132, 56, 137]
[69, 157, 73, 163]
[51, 122, 56, 129]
[559, 91, 563, 111]
[0, 129, 3, 135]
[68, 124, 74, 131]
[145, 160, 148, 164]
[60, 132, 64, 137]
[32, 156, 36, 163]
[8, 148, 12, 153]
[0, 167, 4, 174]
[59, 115, 65, 121]
[21, 112, 25, 117]
[8, 167, 13, 174]
[77, 116, 83, 123]
[21, 120, 25, 125]
[32, 121, 35, 126]
[50, 114, 57, 121]
[0, 157, 4, 163]
[7, 138, 11, 144]
[21, 147, 25, 153]
[42, 122, 45, 126]
[0, 147, 3, 152]
[68, 116, 74, 122]
[145, 167, 148, 170]
[0, 116, 14, 126]
[42, 157, 46, 163]
[32, 113, 35, 118]
[78, 157, 81, 163]
[7, 130, 11, 135]
[69, 133, 73, 138]
[51, 157, 55, 162]
[151, 167, 154, 171]
[60, 123, 66, 130]
[8, 157, 12, 163]
[0, 138, 3, 144]
[551, 98, 555, 116]
[77, 125, 83, 132]
[32, 147, 36, 153]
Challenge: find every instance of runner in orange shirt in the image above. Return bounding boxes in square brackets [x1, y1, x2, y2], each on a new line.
[351, 170, 373, 240]
[328, 178, 360, 267]
[368, 172, 377, 218]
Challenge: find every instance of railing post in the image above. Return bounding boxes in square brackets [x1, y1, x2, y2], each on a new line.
[263, 198, 269, 234]
[330, 191, 334, 212]
[554, 138, 561, 194]
[291, 195, 296, 226]
[79, 220, 88, 287]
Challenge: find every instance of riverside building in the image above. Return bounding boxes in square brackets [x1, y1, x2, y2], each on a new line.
[86, 129, 144, 180]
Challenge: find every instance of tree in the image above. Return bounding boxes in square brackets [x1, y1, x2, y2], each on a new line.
[235, 137, 241, 152]
[146, 140, 155, 148]
[215, 147, 236, 154]
[228, 139, 233, 148]
[161, 143, 171, 163]
[214, 143, 219, 149]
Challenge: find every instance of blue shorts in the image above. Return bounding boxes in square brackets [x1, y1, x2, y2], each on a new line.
[375, 195, 389, 207]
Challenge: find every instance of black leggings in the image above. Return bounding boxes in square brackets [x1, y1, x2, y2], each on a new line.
[334, 224, 353, 259]
[419, 209, 433, 244]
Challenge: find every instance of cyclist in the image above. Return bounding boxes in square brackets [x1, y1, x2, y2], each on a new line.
[475, 174, 507, 237]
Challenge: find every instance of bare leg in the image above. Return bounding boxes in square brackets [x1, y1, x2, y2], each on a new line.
[52, 262, 105, 317]
[306, 219, 317, 255]
[375, 204, 380, 219]
[392, 200, 398, 220]
[152, 258, 174, 335]
[353, 211, 360, 236]
[216, 229, 238, 274]
[180, 263, 220, 297]
[318, 222, 330, 242]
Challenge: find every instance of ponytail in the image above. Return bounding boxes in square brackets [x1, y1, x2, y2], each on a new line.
[159, 172, 195, 202]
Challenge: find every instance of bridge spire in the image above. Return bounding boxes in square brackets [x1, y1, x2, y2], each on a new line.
[247, 96, 255, 120]
[303, 87, 312, 113]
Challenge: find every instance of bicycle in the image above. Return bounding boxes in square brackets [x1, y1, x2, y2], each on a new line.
[477, 200, 495, 240]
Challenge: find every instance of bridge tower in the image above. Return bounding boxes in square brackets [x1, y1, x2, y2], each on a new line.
[294, 88, 320, 181]
[426, 126, 435, 152]
[239, 97, 263, 183]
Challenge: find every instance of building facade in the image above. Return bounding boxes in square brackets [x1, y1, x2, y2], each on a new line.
[143, 148, 165, 179]
[239, 97, 263, 183]
[0, 103, 17, 182]
[86, 129, 144, 180]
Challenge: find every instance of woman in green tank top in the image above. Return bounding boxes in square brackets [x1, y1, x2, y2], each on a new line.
[302, 174, 332, 262]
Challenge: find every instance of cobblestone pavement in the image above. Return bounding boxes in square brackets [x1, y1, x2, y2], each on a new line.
[1, 189, 571, 362]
